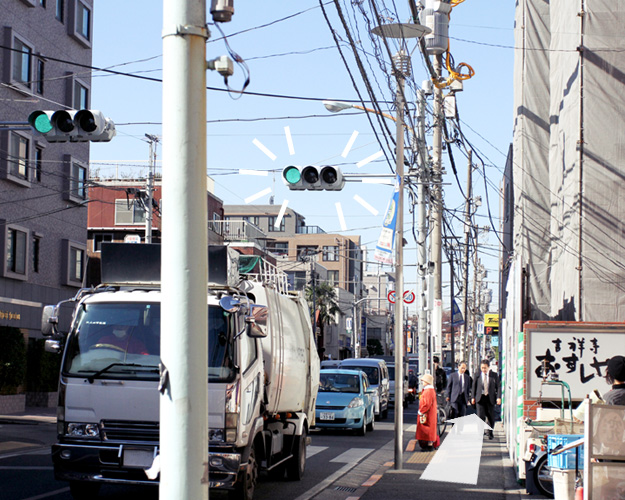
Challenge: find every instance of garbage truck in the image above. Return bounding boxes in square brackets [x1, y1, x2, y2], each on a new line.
[42, 243, 320, 500]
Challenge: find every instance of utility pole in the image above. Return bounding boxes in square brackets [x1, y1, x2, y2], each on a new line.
[144, 134, 159, 244]
[462, 150, 473, 364]
[392, 50, 407, 471]
[416, 88, 429, 384]
[160, 0, 208, 498]
[431, 54, 444, 366]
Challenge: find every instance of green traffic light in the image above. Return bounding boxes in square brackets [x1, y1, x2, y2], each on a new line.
[33, 113, 53, 134]
[283, 166, 301, 184]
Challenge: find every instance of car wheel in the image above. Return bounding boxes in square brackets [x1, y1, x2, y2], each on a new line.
[356, 415, 367, 436]
[286, 430, 307, 481]
[533, 454, 554, 498]
[366, 411, 375, 432]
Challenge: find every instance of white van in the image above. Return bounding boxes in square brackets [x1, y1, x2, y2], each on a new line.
[339, 358, 390, 420]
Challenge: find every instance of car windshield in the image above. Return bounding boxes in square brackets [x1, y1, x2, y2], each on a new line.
[388, 366, 395, 380]
[319, 373, 361, 393]
[63, 302, 235, 381]
[344, 365, 379, 385]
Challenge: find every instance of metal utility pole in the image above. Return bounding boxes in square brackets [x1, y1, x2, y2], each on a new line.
[392, 50, 407, 471]
[145, 134, 159, 244]
[416, 89, 429, 384]
[431, 54, 444, 365]
[160, 0, 208, 498]
[462, 150, 473, 364]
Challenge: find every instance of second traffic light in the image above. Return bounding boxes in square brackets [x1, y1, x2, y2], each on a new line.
[28, 109, 116, 143]
[282, 165, 345, 191]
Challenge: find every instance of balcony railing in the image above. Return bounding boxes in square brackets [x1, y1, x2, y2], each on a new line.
[210, 220, 267, 242]
[296, 225, 326, 235]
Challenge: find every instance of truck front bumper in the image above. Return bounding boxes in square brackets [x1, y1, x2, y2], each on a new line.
[207, 451, 241, 488]
[52, 442, 159, 486]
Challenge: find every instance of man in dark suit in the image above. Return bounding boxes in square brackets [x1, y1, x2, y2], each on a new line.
[471, 359, 500, 439]
[446, 361, 472, 418]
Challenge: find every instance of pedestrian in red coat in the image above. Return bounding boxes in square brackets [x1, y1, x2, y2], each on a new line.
[416, 373, 438, 451]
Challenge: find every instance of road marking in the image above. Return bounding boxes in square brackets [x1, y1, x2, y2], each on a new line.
[295, 448, 374, 500]
[307, 445, 327, 458]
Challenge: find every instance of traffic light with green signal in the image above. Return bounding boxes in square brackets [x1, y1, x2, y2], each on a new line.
[282, 165, 344, 191]
[28, 109, 116, 143]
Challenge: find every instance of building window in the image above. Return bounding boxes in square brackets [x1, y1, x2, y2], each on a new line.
[327, 270, 339, 286]
[12, 37, 32, 86]
[297, 246, 318, 261]
[210, 212, 221, 234]
[267, 242, 288, 257]
[32, 235, 40, 273]
[70, 163, 87, 199]
[115, 199, 146, 225]
[7, 228, 27, 275]
[56, 0, 64, 22]
[34, 146, 42, 182]
[40, 0, 46, 6]
[94, 233, 113, 252]
[10, 132, 29, 180]
[268, 216, 285, 232]
[73, 80, 88, 109]
[76, 1, 90, 40]
[36, 59, 44, 94]
[70, 246, 84, 282]
[63, 240, 86, 286]
[323, 245, 340, 262]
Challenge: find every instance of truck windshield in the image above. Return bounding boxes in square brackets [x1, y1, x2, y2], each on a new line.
[63, 302, 235, 381]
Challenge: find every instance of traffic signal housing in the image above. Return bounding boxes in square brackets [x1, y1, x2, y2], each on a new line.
[282, 165, 345, 191]
[28, 109, 116, 143]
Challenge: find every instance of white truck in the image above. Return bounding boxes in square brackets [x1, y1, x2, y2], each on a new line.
[42, 244, 320, 500]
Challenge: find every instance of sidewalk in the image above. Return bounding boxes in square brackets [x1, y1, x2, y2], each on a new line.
[0, 406, 57, 456]
[319, 421, 528, 500]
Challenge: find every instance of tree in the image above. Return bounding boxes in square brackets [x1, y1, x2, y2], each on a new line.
[305, 281, 341, 357]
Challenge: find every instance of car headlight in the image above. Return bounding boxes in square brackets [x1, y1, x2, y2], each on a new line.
[66, 422, 100, 438]
[348, 397, 364, 408]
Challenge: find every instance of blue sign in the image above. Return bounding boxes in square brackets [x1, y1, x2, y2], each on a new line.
[373, 175, 400, 265]
[451, 299, 464, 327]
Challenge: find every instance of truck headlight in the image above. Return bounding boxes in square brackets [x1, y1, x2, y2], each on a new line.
[209, 429, 225, 442]
[67, 423, 100, 438]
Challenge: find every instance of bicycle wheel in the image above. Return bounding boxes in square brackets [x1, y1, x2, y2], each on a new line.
[437, 407, 447, 436]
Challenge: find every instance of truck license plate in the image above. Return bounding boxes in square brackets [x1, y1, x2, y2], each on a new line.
[320, 412, 335, 421]
[123, 447, 155, 468]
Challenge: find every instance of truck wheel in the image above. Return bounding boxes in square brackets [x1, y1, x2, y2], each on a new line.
[69, 481, 101, 499]
[286, 430, 307, 481]
[230, 445, 258, 500]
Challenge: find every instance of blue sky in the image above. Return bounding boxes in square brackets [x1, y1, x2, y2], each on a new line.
[90, 1, 515, 311]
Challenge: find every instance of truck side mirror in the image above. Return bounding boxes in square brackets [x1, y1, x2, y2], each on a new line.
[44, 339, 62, 354]
[41, 305, 58, 336]
[246, 304, 268, 338]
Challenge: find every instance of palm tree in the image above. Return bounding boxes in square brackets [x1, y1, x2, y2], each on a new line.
[305, 281, 341, 358]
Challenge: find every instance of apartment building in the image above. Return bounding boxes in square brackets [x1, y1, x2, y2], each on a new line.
[0, 0, 94, 337]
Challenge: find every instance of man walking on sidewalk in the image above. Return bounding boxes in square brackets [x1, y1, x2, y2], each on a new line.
[446, 361, 472, 418]
[471, 359, 500, 439]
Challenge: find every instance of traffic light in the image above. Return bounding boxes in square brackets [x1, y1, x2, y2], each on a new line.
[28, 109, 116, 143]
[282, 165, 345, 191]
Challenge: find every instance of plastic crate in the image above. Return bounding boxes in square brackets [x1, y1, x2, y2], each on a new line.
[547, 434, 584, 470]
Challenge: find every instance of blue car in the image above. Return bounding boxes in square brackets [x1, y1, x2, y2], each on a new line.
[314, 369, 376, 435]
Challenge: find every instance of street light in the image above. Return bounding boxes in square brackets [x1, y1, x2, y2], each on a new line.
[370, 21, 430, 473]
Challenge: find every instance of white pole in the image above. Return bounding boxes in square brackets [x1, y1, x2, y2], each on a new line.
[160, 0, 208, 498]
[393, 55, 406, 471]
